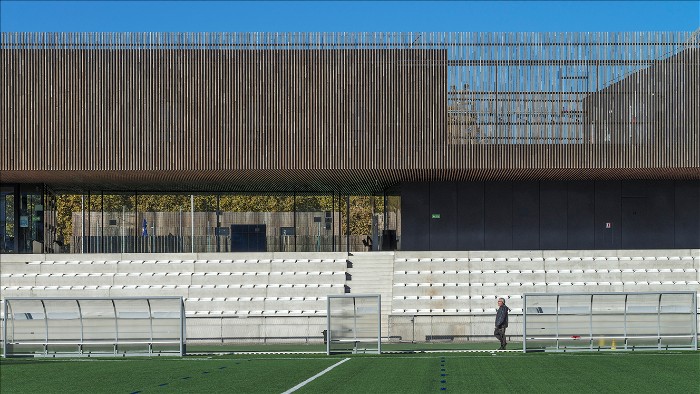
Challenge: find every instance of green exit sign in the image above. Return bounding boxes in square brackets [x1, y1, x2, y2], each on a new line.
[431, 213, 441, 219]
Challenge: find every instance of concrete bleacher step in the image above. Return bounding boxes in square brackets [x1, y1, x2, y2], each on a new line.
[344, 252, 395, 337]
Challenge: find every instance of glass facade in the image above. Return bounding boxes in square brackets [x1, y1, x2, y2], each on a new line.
[0, 187, 400, 254]
[0, 184, 56, 254]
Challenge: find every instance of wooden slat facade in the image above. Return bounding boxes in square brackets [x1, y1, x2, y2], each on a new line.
[1, 32, 698, 193]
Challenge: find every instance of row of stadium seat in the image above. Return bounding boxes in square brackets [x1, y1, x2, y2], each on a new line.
[391, 308, 523, 314]
[23, 256, 694, 265]
[2, 283, 345, 290]
[393, 294, 700, 302]
[1, 272, 347, 287]
[395, 295, 522, 300]
[185, 297, 327, 311]
[3, 271, 346, 277]
[393, 281, 699, 287]
[8, 260, 347, 275]
[187, 310, 326, 316]
[1, 283, 347, 300]
[27, 258, 348, 265]
[395, 268, 697, 274]
[185, 297, 328, 311]
[186, 296, 327, 302]
[395, 256, 696, 263]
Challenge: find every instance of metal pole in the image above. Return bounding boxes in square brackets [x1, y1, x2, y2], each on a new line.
[81, 195, 85, 253]
[121, 205, 125, 254]
[383, 190, 388, 231]
[190, 195, 195, 253]
[181, 297, 186, 356]
[317, 220, 321, 252]
[87, 191, 91, 253]
[589, 294, 594, 350]
[623, 294, 628, 350]
[134, 192, 138, 253]
[100, 192, 104, 253]
[40, 300, 48, 356]
[326, 296, 331, 355]
[412, 315, 415, 344]
[346, 195, 350, 252]
[371, 196, 378, 251]
[146, 299, 153, 355]
[216, 194, 220, 253]
[555, 295, 560, 350]
[522, 295, 527, 353]
[353, 298, 358, 350]
[378, 295, 382, 354]
[657, 293, 662, 350]
[151, 211, 155, 253]
[179, 208, 182, 253]
[3, 299, 7, 357]
[76, 300, 83, 354]
[693, 292, 698, 351]
[111, 299, 119, 355]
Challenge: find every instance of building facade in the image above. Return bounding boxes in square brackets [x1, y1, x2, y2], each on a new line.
[2, 32, 698, 253]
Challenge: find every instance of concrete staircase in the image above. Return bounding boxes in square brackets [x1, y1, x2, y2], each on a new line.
[345, 252, 395, 337]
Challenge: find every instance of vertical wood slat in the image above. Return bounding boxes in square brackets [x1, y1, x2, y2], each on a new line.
[1, 31, 698, 193]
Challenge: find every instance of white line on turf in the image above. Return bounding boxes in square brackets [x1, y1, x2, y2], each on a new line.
[281, 357, 351, 394]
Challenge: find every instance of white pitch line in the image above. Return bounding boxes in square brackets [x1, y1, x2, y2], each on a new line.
[282, 357, 351, 394]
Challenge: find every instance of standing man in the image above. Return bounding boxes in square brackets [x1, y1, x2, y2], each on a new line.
[494, 297, 510, 350]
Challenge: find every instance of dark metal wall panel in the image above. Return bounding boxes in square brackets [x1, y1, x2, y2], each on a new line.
[456, 182, 485, 250]
[512, 181, 540, 250]
[594, 181, 622, 249]
[400, 182, 430, 251]
[621, 181, 675, 249]
[620, 197, 652, 249]
[674, 181, 700, 248]
[539, 181, 568, 249]
[403, 180, 698, 251]
[429, 182, 458, 251]
[567, 181, 595, 249]
[484, 182, 513, 250]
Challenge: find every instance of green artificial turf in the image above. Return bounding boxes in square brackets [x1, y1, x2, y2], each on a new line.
[1, 351, 698, 393]
[295, 352, 700, 393]
[0, 357, 338, 393]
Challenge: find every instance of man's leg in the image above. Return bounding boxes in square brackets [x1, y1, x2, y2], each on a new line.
[495, 328, 505, 349]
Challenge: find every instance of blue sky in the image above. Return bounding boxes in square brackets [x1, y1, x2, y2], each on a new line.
[1, 1, 698, 32]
